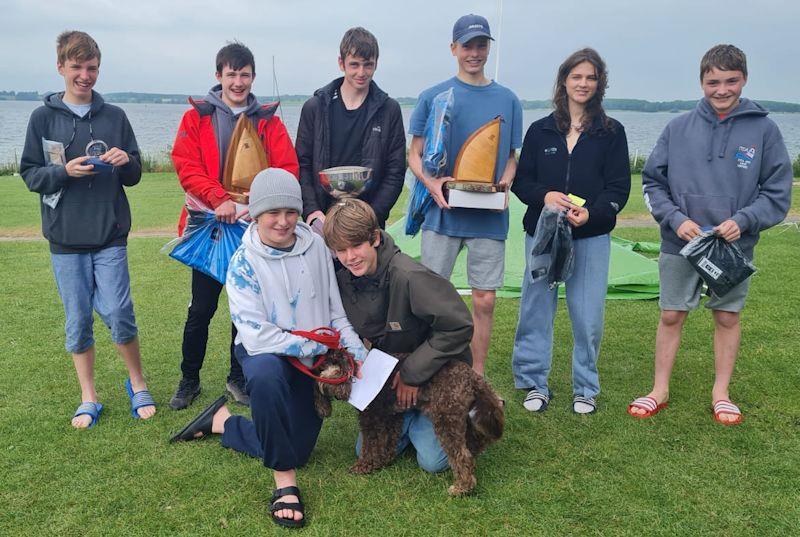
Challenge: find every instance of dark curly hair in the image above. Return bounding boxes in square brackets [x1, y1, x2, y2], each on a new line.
[552, 48, 614, 134]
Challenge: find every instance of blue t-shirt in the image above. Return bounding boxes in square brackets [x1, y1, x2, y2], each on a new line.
[409, 77, 522, 240]
[64, 101, 91, 118]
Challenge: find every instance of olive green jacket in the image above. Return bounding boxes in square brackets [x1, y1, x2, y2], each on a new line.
[336, 231, 473, 386]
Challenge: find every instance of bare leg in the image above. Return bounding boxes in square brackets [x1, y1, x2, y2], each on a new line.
[273, 469, 303, 523]
[116, 337, 155, 419]
[711, 310, 741, 423]
[630, 310, 687, 415]
[189, 405, 231, 440]
[71, 346, 97, 428]
[470, 289, 496, 376]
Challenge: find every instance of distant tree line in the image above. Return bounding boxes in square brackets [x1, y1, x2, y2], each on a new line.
[3, 91, 800, 113]
[0, 91, 39, 101]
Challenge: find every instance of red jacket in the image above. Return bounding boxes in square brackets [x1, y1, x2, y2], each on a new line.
[171, 98, 300, 234]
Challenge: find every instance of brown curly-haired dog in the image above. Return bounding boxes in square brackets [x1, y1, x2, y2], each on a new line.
[316, 351, 504, 496]
[312, 349, 355, 419]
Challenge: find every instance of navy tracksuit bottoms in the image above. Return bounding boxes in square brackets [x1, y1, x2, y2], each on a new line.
[221, 345, 323, 471]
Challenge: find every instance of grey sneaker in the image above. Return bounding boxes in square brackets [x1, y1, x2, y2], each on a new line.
[226, 378, 250, 407]
[170, 378, 201, 410]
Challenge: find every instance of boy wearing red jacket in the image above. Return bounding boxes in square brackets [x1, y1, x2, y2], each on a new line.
[170, 41, 299, 410]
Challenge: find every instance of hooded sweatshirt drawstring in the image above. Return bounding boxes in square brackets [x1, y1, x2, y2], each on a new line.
[299, 256, 316, 299]
[707, 121, 717, 162]
[719, 119, 734, 158]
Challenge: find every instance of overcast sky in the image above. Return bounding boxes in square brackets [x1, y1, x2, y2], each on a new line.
[3, 0, 799, 102]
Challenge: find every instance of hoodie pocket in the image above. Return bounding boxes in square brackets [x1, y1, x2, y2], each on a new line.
[680, 194, 735, 227]
[45, 199, 119, 248]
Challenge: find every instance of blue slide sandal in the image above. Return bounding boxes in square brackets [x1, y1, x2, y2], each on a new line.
[125, 379, 156, 419]
[73, 401, 103, 428]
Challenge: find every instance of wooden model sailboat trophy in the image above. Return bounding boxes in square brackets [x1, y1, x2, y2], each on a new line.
[446, 116, 507, 209]
[221, 115, 269, 203]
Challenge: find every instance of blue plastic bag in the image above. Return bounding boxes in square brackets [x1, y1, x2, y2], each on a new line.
[406, 88, 454, 236]
[163, 210, 248, 284]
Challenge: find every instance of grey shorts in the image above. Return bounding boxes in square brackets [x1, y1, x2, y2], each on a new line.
[420, 230, 505, 290]
[658, 253, 751, 312]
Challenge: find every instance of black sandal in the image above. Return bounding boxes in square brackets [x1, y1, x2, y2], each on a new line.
[169, 395, 227, 443]
[270, 486, 305, 529]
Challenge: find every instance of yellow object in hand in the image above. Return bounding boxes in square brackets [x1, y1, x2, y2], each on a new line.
[567, 193, 586, 207]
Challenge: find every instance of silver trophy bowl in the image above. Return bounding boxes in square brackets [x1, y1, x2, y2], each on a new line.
[319, 166, 373, 198]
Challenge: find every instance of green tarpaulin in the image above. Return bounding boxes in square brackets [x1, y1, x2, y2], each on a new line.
[386, 196, 660, 300]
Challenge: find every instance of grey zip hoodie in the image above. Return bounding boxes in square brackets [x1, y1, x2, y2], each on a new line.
[642, 98, 792, 256]
[203, 85, 263, 179]
[20, 91, 141, 253]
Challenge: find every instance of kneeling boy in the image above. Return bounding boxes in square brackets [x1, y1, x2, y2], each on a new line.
[323, 198, 474, 472]
[171, 168, 366, 529]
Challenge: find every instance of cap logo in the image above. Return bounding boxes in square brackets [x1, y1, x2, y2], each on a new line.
[468, 24, 484, 29]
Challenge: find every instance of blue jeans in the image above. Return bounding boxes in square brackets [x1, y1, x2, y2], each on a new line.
[512, 233, 610, 398]
[355, 410, 449, 473]
[51, 246, 138, 353]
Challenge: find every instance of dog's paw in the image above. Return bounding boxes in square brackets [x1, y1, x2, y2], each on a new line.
[447, 484, 475, 497]
[447, 476, 477, 497]
[349, 461, 377, 475]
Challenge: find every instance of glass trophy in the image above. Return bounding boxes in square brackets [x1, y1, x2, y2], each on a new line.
[85, 140, 113, 171]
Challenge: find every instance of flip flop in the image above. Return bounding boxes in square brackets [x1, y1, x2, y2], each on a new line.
[169, 395, 228, 443]
[523, 389, 551, 413]
[73, 401, 103, 428]
[712, 400, 743, 426]
[125, 378, 156, 419]
[573, 395, 597, 415]
[627, 396, 668, 419]
[270, 485, 305, 529]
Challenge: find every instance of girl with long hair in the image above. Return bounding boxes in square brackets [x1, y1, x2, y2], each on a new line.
[510, 48, 631, 414]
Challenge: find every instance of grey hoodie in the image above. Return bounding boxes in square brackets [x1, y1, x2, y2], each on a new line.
[642, 98, 792, 256]
[203, 85, 263, 179]
[20, 91, 141, 253]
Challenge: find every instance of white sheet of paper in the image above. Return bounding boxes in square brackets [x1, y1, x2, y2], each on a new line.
[348, 348, 398, 411]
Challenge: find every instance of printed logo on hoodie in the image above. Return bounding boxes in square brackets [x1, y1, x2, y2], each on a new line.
[735, 145, 756, 170]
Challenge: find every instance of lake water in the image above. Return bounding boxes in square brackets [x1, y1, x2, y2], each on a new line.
[2, 99, 800, 164]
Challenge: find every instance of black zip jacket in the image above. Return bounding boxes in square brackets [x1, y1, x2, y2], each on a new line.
[511, 113, 630, 239]
[20, 91, 141, 253]
[295, 78, 406, 228]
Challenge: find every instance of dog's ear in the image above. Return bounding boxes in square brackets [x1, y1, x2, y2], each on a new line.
[313, 386, 333, 418]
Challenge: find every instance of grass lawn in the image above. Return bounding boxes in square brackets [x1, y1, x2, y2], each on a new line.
[2, 173, 798, 236]
[1, 223, 799, 534]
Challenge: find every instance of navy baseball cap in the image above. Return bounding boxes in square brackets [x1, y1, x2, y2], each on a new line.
[452, 14, 494, 44]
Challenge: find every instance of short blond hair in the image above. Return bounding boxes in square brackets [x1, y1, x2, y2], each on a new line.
[57, 31, 101, 66]
[322, 199, 379, 251]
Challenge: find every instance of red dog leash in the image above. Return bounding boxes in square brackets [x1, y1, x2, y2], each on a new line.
[287, 327, 355, 385]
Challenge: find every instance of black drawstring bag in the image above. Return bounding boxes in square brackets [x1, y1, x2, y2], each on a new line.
[679, 232, 756, 298]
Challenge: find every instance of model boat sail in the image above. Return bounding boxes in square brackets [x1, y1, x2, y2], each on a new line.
[222, 114, 269, 203]
[452, 116, 501, 183]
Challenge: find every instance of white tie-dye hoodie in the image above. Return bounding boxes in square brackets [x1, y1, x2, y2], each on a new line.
[226, 220, 367, 366]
